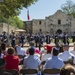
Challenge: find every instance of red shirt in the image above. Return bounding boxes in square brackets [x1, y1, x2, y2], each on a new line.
[3, 55, 20, 72]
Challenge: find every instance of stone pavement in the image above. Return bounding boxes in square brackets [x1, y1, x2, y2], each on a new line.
[23, 42, 74, 51]
[23, 42, 74, 47]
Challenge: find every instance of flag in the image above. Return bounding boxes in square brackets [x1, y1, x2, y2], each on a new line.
[27, 9, 30, 20]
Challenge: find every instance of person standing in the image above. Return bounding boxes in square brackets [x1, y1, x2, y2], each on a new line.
[34, 33, 39, 47]
[54, 33, 59, 45]
[10, 32, 16, 48]
[19, 33, 25, 47]
[2, 32, 8, 44]
[72, 32, 75, 42]
[46, 32, 51, 44]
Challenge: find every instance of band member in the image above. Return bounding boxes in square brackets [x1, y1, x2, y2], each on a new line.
[18, 33, 25, 47]
[2, 32, 8, 44]
[72, 32, 75, 42]
[10, 32, 16, 48]
[46, 32, 51, 44]
[34, 33, 39, 47]
[63, 32, 69, 44]
[54, 33, 59, 45]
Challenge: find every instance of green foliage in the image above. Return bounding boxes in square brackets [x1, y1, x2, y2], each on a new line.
[9, 16, 24, 29]
[61, 0, 75, 18]
[0, 0, 38, 18]
[0, 0, 38, 28]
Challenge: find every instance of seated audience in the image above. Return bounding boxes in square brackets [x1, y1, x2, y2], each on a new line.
[58, 44, 75, 64]
[16, 42, 26, 56]
[41, 45, 53, 61]
[0, 58, 6, 70]
[26, 41, 40, 58]
[23, 47, 41, 70]
[3, 47, 20, 72]
[1, 43, 7, 55]
[60, 64, 75, 75]
[70, 42, 75, 55]
[44, 47, 64, 75]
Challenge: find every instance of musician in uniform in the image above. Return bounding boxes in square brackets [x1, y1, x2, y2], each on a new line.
[10, 32, 16, 48]
[46, 32, 51, 44]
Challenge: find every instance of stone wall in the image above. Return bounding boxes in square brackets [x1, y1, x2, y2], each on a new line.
[0, 23, 17, 34]
[23, 21, 32, 33]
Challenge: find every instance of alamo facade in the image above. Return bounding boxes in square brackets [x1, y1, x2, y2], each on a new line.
[24, 10, 75, 34]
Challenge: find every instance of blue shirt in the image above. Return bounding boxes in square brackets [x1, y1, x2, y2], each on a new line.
[23, 55, 41, 69]
[44, 56, 64, 75]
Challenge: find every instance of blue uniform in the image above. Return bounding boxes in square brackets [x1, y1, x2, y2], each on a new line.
[44, 56, 64, 75]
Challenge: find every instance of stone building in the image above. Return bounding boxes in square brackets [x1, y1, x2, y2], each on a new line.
[24, 10, 75, 34]
[0, 23, 17, 34]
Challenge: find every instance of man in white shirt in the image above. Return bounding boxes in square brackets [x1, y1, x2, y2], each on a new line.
[41, 45, 53, 61]
[58, 44, 75, 64]
[16, 42, 26, 56]
[44, 47, 64, 75]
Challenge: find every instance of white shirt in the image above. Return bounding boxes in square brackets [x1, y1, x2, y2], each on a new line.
[58, 51, 75, 64]
[16, 46, 26, 56]
[23, 55, 41, 69]
[41, 53, 52, 61]
[0, 53, 4, 58]
[44, 56, 64, 75]
[70, 50, 75, 56]
[23, 55, 41, 75]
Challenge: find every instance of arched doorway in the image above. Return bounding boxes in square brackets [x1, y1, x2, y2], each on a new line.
[56, 29, 62, 34]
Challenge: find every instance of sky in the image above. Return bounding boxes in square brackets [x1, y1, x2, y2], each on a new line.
[18, 0, 75, 21]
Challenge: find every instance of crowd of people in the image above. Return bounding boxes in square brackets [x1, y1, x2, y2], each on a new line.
[0, 40, 75, 75]
[0, 31, 75, 75]
[0, 31, 75, 50]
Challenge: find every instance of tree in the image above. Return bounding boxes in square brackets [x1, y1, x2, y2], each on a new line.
[9, 16, 24, 29]
[61, 0, 75, 18]
[0, 0, 38, 18]
[0, 0, 37, 29]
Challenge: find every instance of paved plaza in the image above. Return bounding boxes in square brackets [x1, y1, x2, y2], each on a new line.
[23, 42, 74, 51]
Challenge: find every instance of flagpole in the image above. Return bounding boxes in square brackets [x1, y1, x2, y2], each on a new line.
[27, 8, 32, 35]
